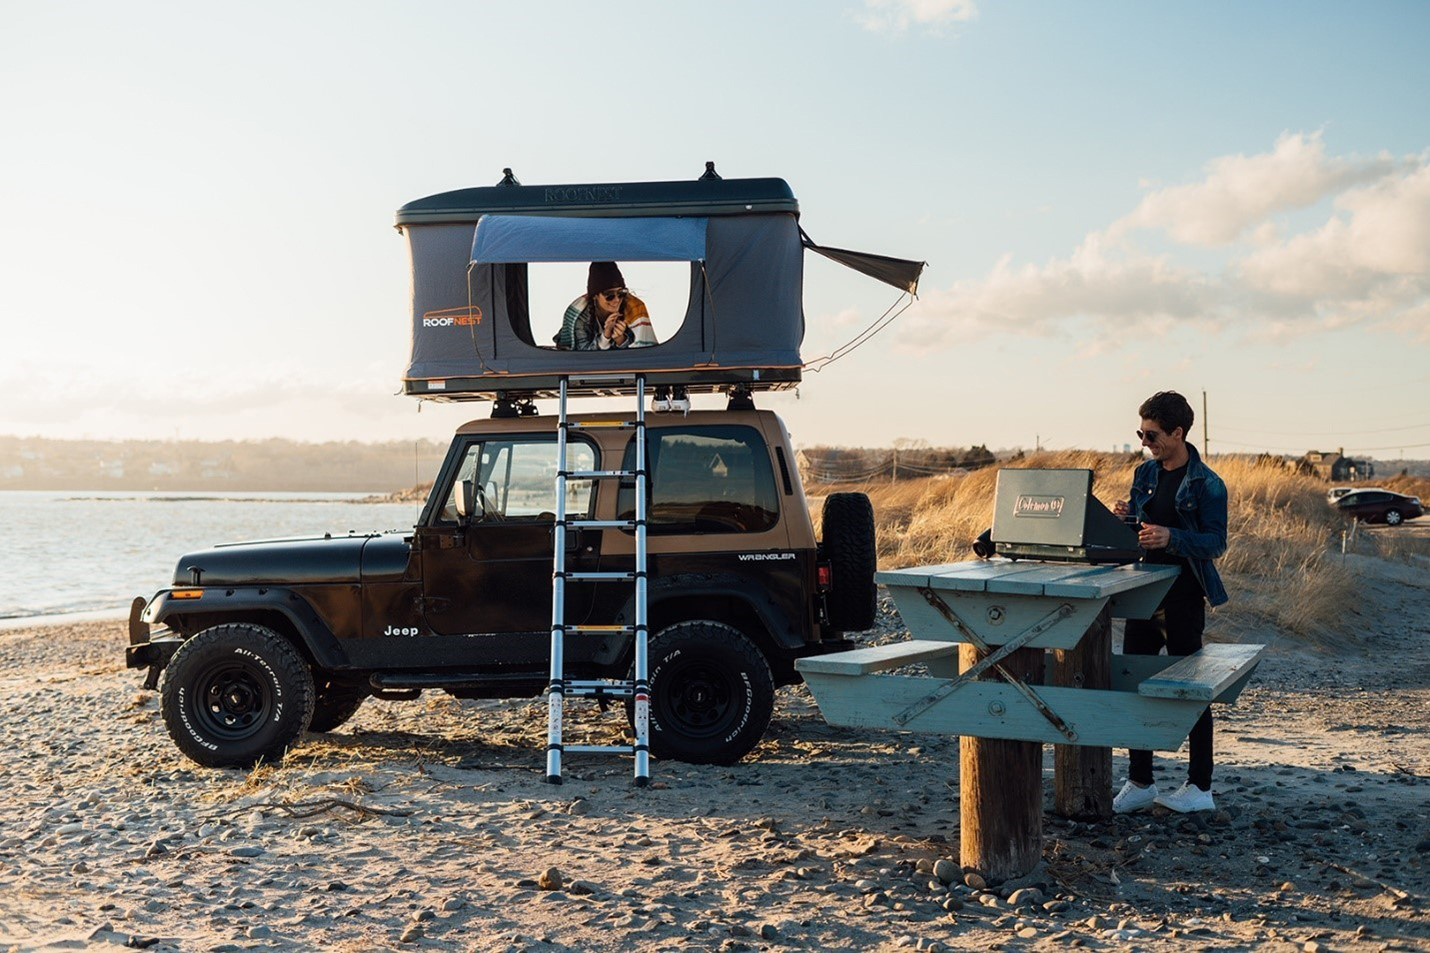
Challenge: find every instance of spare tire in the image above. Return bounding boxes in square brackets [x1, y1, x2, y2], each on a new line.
[822, 492, 877, 632]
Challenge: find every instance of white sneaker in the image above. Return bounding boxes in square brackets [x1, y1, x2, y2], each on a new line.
[1113, 779, 1159, 814]
[1155, 782, 1215, 813]
[670, 396, 691, 415]
[652, 397, 671, 413]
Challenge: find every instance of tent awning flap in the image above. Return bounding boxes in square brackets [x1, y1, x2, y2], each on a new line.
[471, 215, 708, 264]
[800, 229, 926, 296]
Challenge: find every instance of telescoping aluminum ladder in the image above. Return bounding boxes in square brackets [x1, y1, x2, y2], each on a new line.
[546, 375, 650, 787]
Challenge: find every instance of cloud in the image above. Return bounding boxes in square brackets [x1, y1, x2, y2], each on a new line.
[905, 134, 1430, 349]
[1111, 131, 1399, 246]
[903, 235, 1218, 348]
[857, 0, 977, 34]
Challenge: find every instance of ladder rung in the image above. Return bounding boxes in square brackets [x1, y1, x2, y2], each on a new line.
[564, 744, 636, 754]
[568, 684, 634, 698]
[564, 571, 635, 582]
[566, 469, 635, 479]
[565, 625, 634, 635]
[568, 519, 635, 529]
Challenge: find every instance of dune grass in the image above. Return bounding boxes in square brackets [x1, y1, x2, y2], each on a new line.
[809, 451, 1381, 646]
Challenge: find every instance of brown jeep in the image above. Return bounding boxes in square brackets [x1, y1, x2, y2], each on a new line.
[128, 406, 876, 769]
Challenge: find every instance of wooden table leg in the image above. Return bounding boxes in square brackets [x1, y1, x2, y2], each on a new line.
[1052, 603, 1113, 819]
[959, 642, 1043, 882]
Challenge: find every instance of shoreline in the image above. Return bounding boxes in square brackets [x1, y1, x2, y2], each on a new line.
[0, 606, 129, 632]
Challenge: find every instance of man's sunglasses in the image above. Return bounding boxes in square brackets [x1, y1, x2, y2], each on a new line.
[599, 288, 628, 301]
[1137, 429, 1167, 442]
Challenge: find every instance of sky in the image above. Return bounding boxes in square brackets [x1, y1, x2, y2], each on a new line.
[3, 0, 1428, 458]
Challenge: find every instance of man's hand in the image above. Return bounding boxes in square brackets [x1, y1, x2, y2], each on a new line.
[1138, 522, 1171, 549]
[1113, 501, 1129, 517]
[604, 315, 627, 345]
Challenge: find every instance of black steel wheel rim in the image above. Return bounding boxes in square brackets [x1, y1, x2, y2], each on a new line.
[656, 658, 739, 739]
[192, 659, 272, 741]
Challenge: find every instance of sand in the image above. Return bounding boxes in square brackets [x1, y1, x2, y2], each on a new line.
[0, 553, 1426, 952]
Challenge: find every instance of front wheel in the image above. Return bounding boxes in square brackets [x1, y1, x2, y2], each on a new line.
[160, 623, 315, 768]
[1385, 509, 1403, 526]
[636, 621, 775, 766]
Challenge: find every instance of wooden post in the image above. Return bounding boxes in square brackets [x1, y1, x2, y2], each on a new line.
[959, 643, 1044, 882]
[1052, 603, 1113, 819]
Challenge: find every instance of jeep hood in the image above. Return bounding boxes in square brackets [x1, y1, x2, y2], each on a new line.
[171, 533, 398, 587]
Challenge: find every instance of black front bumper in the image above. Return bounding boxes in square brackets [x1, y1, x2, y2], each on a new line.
[125, 596, 182, 670]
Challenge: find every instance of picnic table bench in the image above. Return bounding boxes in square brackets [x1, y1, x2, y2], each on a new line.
[795, 559, 1265, 881]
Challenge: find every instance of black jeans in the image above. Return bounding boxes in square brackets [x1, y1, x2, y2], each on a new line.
[1125, 582, 1213, 790]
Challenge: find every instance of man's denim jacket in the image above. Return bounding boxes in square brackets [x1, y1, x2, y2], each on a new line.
[1126, 442, 1229, 607]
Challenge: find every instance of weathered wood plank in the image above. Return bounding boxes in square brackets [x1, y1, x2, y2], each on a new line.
[801, 673, 1210, 750]
[1053, 604, 1112, 819]
[1044, 563, 1179, 599]
[1138, 644, 1265, 702]
[795, 640, 958, 676]
[959, 642, 1043, 881]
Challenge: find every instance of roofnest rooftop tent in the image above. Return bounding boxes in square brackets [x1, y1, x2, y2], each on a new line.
[396, 166, 925, 402]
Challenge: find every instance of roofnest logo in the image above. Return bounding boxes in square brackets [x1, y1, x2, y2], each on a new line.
[422, 307, 482, 328]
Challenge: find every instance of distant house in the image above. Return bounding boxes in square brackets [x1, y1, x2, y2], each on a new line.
[1298, 448, 1374, 482]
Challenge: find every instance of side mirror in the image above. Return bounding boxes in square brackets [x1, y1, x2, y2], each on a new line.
[455, 479, 477, 522]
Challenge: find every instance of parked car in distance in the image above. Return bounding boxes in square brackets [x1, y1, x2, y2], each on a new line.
[1326, 486, 1356, 503]
[1335, 489, 1424, 525]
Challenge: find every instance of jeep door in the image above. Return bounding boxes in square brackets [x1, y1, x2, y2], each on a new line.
[416, 435, 597, 661]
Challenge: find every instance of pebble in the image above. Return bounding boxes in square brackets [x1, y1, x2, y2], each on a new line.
[1016, 926, 1038, 939]
[229, 846, 264, 858]
[246, 925, 271, 939]
[1007, 887, 1044, 908]
[442, 897, 466, 911]
[964, 872, 986, 889]
[538, 867, 564, 890]
[933, 859, 958, 884]
[400, 924, 424, 942]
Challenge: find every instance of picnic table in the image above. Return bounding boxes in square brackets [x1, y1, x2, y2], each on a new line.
[796, 559, 1264, 881]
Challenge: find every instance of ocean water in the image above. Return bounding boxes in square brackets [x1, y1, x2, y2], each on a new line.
[0, 491, 424, 624]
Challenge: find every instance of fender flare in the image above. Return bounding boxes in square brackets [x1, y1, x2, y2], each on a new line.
[147, 587, 351, 670]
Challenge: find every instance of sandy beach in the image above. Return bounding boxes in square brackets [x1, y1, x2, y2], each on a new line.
[1, 552, 1426, 953]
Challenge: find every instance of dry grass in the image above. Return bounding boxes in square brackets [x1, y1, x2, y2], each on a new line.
[809, 451, 1371, 646]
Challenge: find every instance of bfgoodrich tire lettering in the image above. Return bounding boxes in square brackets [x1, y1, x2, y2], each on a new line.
[160, 623, 316, 768]
[640, 621, 774, 766]
[822, 492, 877, 632]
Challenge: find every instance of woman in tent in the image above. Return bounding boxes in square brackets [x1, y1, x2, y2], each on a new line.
[552, 262, 657, 350]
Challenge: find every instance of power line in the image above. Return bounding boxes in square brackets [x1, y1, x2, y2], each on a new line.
[1214, 437, 1430, 453]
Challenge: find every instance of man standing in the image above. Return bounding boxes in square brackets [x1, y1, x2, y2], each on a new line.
[1112, 391, 1229, 814]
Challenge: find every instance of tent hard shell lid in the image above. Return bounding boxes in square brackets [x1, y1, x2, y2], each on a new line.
[397, 169, 925, 401]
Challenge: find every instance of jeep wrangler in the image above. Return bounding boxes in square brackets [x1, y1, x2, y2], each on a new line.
[127, 406, 876, 768]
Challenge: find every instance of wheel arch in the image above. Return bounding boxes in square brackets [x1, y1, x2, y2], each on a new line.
[155, 590, 350, 671]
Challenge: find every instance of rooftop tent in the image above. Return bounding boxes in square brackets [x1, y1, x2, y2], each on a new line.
[396, 172, 924, 401]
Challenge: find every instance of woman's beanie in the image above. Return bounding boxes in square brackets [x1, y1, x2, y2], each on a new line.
[587, 261, 625, 298]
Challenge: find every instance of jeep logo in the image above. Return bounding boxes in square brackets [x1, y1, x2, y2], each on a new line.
[383, 625, 422, 637]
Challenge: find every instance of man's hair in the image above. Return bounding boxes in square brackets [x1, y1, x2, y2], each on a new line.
[1139, 391, 1194, 438]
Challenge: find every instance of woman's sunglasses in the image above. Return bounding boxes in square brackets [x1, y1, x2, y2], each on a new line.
[599, 288, 628, 301]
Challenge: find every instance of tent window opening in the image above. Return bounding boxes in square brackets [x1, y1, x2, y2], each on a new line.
[520, 261, 696, 352]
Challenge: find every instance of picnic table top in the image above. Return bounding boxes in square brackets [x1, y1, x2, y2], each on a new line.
[876, 559, 1179, 600]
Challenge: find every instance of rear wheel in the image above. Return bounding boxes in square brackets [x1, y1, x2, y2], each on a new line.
[637, 621, 775, 765]
[160, 623, 315, 768]
[822, 492, 877, 632]
[1385, 509, 1403, 526]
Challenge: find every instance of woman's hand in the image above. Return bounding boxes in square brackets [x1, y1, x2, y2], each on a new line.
[604, 315, 627, 345]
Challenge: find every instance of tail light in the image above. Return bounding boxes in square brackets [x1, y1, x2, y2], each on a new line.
[817, 565, 832, 588]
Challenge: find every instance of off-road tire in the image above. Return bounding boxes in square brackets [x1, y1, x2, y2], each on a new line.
[637, 621, 775, 766]
[160, 623, 316, 768]
[308, 681, 367, 733]
[822, 492, 877, 632]
[1385, 509, 1403, 526]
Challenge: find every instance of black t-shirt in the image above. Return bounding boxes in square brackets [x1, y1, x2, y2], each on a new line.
[1142, 461, 1202, 598]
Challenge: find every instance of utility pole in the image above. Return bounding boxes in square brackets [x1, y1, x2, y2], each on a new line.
[1202, 390, 1209, 456]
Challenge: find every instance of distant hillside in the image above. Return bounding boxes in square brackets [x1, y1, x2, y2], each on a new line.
[0, 436, 448, 493]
